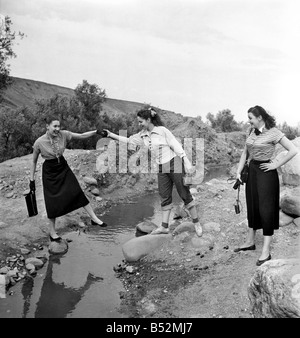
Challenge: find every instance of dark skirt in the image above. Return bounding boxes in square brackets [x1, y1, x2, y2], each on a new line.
[42, 156, 89, 218]
[245, 159, 280, 236]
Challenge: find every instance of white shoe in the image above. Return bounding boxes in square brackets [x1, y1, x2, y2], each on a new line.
[151, 226, 170, 235]
[194, 223, 203, 237]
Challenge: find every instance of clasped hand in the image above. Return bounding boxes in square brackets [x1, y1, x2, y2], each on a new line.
[102, 129, 111, 137]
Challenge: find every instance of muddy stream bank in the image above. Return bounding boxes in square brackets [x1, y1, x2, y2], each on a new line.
[0, 151, 299, 318]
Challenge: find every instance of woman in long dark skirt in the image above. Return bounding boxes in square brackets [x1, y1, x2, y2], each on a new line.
[234, 106, 298, 266]
[30, 116, 107, 242]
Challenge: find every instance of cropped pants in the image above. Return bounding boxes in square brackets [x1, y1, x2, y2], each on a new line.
[157, 156, 195, 211]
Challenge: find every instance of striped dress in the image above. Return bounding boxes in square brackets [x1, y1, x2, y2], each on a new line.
[245, 127, 284, 236]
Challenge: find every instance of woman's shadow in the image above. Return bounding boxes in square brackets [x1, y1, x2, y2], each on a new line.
[21, 254, 103, 318]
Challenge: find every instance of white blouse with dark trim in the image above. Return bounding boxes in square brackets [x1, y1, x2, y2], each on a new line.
[246, 127, 284, 161]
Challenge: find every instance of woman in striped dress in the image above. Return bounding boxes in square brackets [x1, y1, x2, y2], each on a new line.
[234, 106, 298, 266]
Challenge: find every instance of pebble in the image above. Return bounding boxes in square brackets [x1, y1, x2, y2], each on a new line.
[78, 221, 86, 228]
[5, 192, 14, 198]
[126, 266, 134, 274]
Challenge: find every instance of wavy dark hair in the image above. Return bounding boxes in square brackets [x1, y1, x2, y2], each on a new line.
[45, 115, 61, 125]
[248, 105, 276, 129]
[137, 106, 164, 126]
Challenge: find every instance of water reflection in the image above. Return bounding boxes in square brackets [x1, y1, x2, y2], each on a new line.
[6, 166, 230, 318]
[21, 276, 33, 318]
[21, 255, 103, 318]
[18, 193, 163, 318]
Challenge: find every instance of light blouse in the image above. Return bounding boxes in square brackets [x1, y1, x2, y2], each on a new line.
[33, 130, 72, 160]
[126, 126, 186, 165]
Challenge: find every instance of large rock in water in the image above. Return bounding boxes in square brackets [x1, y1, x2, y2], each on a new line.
[122, 234, 171, 262]
[173, 221, 194, 235]
[248, 259, 300, 318]
[136, 220, 157, 234]
[48, 239, 68, 255]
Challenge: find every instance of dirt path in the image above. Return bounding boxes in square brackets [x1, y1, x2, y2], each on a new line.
[1, 150, 299, 318]
[115, 179, 300, 318]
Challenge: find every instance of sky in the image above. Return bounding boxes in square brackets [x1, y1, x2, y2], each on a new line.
[1, 0, 300, 126]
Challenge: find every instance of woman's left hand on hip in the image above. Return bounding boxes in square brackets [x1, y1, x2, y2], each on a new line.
[260, 161, 277, 172]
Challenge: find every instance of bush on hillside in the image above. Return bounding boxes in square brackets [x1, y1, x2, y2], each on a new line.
[206, 109, 242, 132]
[278, 122, 300, 140]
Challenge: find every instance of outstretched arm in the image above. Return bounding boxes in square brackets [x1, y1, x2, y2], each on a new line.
[103, 129, 129, 143]
[69, 130, 98, 140]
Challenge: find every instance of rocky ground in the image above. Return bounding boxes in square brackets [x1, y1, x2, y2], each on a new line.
[0, 149, 299, 318]
[115, 183, 300, 318]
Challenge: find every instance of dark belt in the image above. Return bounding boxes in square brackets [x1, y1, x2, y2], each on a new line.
[44, 156, 64, 163]
[251, 159, 271, 165]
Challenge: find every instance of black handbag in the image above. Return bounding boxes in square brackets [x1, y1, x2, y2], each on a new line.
[240, 129, 252, 183]
[240, 162, 249, 183]
[24, 190, 38, 217]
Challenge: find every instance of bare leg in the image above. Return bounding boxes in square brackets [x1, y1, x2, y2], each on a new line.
[188, 205, 198, 219]
[187, 205, 202, 237]
[83, 203, 104, 225]
[48, 218, 60, 238]
[239, 228, 256, 248]
[162, 209, 172, 224]
[259, 235, 272, 260]
[151, 209, 172, 234]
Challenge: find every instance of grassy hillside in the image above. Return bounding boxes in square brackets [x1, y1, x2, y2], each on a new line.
[1, 77, 75, 109]
[0, 77, 246, 166]
[1, 77, 185, 126]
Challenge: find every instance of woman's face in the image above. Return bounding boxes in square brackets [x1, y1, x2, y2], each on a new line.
[248, 113, 262, 129]
[47, 120, 61, 136]
[137, 117, 151, 130]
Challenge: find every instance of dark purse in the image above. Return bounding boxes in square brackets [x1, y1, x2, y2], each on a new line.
[240, 161, 249, 183]
[240, 129, 252, 184]
[24, 189, 38, 217]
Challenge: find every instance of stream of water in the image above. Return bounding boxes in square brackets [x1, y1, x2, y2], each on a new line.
[0, 166, 229, 318]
